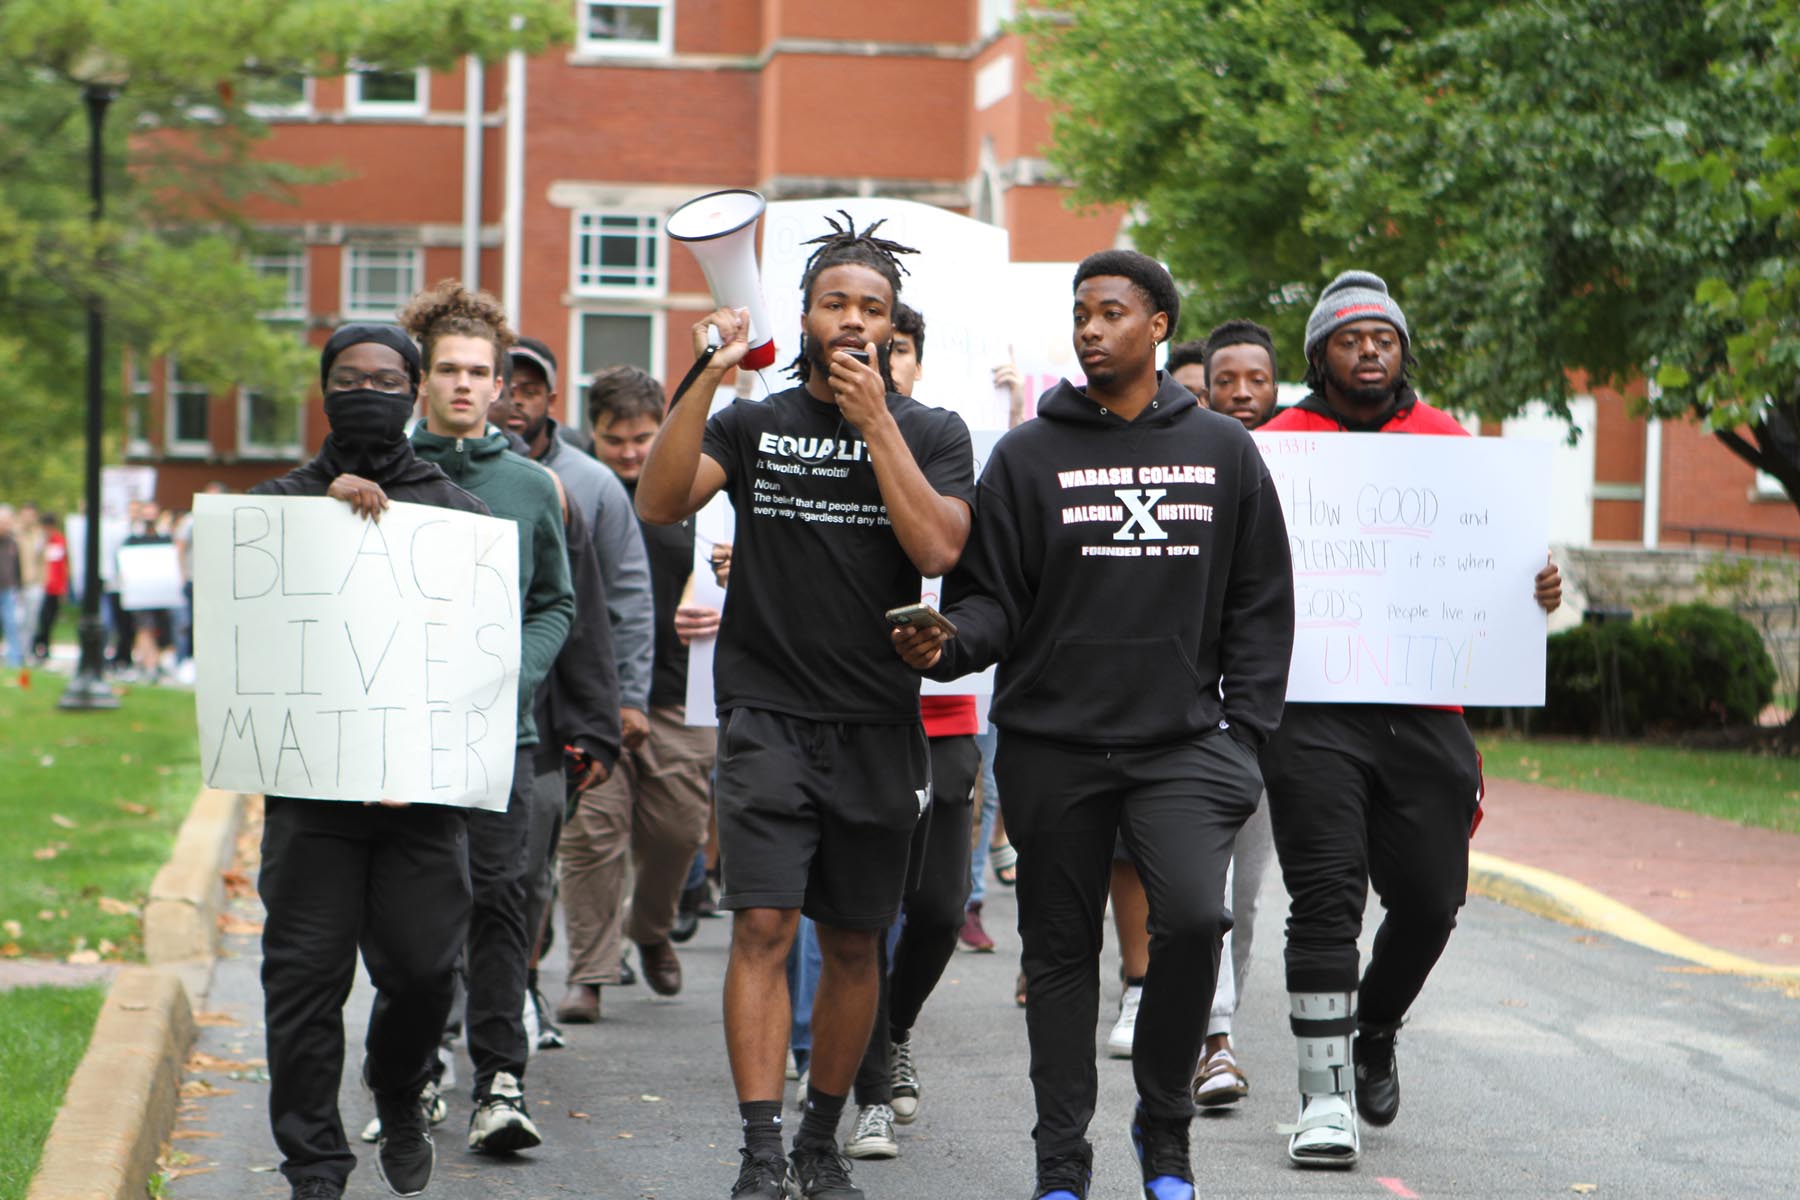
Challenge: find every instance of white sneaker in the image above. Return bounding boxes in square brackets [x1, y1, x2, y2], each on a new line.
[1106, 985, 1142, 1058]
[889, 1036, 919, 1125]
[467, 1071, 542, 1154]
[521, 991, 540, 1056]
[359, 1081, 447, 1142]
[843, 1103, 899, 1160]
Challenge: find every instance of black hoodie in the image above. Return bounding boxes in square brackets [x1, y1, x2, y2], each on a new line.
[930, 373, 1294, 749]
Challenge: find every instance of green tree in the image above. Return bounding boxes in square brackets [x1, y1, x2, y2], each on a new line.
[0, 0, 568, 510]
[1023, 0, 1799, 517]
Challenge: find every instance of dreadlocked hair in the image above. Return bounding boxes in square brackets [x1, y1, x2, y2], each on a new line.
[787, 211, 918, 383]
[400, 279, 516, 375]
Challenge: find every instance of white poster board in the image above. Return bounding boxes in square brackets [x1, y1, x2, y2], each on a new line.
[101, 465, 157, 520]
[1253, 432, 1552, 705]
[118, 543, 184, 611]
[761, 199, 1018, 432]
[192, 495, 521, 810]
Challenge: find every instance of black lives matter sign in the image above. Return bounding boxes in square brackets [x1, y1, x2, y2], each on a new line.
[191, 495, 521, 810]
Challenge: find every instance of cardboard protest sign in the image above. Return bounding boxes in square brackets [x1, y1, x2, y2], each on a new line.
[191, 494, 521, 811]
[1254, 432, 1553, 705]
[118, 543, 184, 611]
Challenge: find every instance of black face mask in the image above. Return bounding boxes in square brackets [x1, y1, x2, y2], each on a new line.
[323, 389, 415, 477]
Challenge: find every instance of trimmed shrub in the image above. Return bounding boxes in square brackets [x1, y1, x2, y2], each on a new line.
[1540, 603, 1776, 735]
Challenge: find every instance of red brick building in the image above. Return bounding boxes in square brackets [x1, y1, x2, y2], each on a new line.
[127, 0, 1121, 501]
[126, 0, 1796, 557]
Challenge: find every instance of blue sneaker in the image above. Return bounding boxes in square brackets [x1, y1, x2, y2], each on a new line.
[1129, 1106, 1194, 1200]
[1031, 1149, 1092, 1199]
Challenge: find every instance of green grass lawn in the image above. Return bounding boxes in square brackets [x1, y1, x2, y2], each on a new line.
[1478, 735, 1800, 834]
[0, 678, 202, 961]
[0, 984, 106, 1200]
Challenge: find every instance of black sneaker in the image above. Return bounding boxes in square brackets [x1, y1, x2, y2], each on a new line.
[789, 1143, 863, 1198]
[373, 1087, 435, 1196]
[291, 1179, 345, 1200]
[730, 1148, 791, 1199]
[1355, 1024, 1401, 1127]
[1031, 1148, 1093, 1200]
[1129, 1106, 1193, 1200]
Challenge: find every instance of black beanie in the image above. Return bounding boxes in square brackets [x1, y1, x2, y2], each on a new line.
[319, 323, 422, 392]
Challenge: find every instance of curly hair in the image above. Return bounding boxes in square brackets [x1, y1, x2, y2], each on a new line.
[788, 211, 919, 383]
[399, 279, 516, 373]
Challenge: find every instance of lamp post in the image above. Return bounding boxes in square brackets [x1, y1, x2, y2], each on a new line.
[60, 64, 125, 711]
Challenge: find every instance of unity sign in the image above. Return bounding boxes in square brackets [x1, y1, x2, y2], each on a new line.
[191, 495, 522, 811]
[1253, 432, 1553, 706]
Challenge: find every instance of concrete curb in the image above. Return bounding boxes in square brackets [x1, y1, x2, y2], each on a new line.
[1469, 850, 1800, 982]
[26, 966, 195, 1200]
[145, 788, 248, 988]
[25, 787, 250, 1200]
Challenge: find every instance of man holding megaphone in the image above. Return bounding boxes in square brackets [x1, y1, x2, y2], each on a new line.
[635, 215, 975, 1200]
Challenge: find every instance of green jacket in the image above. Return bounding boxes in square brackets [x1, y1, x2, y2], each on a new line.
[412, 426, 574, 747]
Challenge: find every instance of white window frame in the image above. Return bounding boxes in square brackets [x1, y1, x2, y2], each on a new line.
[570, 210, 667, 299]
[165, 359, 212, 459]
[568, 308, 667, 404]
[341, 245, 423, 321]
[127, 356, 154, 458]
[346, 66, 428, 118]
[1752, 469, 1788, 501]
[252, 249, 309, 319]
[245, 73, 313, 119]
[577, 0, 675, 58]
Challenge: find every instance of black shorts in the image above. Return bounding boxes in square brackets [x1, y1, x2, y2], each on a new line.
[715, 707, 930, 930]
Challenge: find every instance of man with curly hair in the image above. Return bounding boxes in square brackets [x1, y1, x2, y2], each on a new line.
[399, 280, 575, 1160]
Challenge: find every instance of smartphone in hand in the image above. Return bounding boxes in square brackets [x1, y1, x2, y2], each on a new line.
[885, 603, 957, 637]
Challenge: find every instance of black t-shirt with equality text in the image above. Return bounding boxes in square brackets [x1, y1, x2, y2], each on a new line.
[701, 385, 974, 723]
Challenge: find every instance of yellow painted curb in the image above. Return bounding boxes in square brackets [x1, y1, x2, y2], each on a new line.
[1469, 850, 1800, 982]
[26, 967, 195, 1200]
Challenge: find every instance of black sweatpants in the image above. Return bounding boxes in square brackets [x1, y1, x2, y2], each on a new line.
[1261, 704, 1481, 1027]
[854, 734, 979, 1105]
[464, 746, 536, 1098]
[260, 798, 471, 1187]
[997, 729, 1262, 1161]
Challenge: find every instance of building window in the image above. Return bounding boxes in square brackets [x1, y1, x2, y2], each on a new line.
[239, 324, 306, 458]
[253, 250, 308, 319]
[127, 356, 153, 457]
[572, 211, 665, 297]
[346, 67, 428, 117]
[342, 246, 421, 320]
[166, 359, 211, 457]
[979, 0, 1016, 38]
[572, 311, 663, 387]
[1753, 470, 1788, 501]
[578, 1, 674, 57]
[244, 73, 311, 118]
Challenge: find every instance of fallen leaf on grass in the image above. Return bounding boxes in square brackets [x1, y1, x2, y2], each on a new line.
[97, 896, 140, 917]
[2, 920, 21, 939]
[50, 814, 78, 829]
[67, 949, 101, 965]
[117, 800, 153, 816]
[39, 755, 55, 767]
[97, 939, 117, 956]
[1, 943, 20, 958]
[35, 910, 55, 922]
[32, 846, 60, 861]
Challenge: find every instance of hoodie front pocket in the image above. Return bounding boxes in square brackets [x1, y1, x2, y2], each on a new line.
[1017, 636, 1207, 739]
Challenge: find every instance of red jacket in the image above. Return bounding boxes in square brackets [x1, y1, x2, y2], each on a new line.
[1261, 390, 1469, 437]
[42, 531, 69, 597]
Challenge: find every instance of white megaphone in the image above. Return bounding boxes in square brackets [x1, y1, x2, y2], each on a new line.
[666, 188, 777, 371]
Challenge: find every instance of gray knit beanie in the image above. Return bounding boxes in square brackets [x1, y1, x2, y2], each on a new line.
[1303, 270, 1409, 361]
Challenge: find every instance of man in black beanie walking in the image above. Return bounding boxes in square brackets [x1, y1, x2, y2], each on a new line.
[251, 324, 490, 1200]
